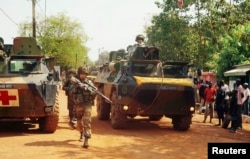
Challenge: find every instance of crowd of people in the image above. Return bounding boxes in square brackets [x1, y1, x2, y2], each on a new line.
[197, 78, 250, 133]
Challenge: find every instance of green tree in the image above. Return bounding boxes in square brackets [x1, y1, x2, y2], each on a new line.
[194, 0, 250, 72]
[216, 23, 250, 79]
[19, 12, 89, 69]
[147, 0, 196, 63]
[147, 0, 250, 78]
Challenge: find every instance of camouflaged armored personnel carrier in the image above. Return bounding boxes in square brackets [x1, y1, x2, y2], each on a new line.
[94, 45, 195, 131]
[0, 37, 60, 133]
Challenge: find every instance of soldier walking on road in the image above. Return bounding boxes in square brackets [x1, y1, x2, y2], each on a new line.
[62, 68, 77, 128]
[70, 66, 96, 148]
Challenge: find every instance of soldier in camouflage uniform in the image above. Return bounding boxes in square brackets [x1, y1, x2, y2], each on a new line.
[62, 68, 77, 128]
[0, 37, 4, 50]
[0, 37, 4, 60]
[70, 66, 96, 148]
[135, 34, 145, 47]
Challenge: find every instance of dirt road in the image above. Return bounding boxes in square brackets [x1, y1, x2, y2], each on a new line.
[0, 90, 250, 159]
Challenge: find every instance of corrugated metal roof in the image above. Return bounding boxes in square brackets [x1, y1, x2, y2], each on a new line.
[224, 67, 250, 76]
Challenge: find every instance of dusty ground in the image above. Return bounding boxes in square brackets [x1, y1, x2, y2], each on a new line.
[0, 90, 250, 159]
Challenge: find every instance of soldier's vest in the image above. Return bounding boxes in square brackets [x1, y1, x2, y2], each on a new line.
[71, 79, 92, 105]
[68, 84, 74, 96]
[63, 78, 72, 96]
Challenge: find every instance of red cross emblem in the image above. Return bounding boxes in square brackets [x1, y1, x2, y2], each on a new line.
[0, 90, 17, 105]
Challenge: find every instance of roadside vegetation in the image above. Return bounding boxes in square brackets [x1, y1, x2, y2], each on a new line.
[18, 0, 250, 79]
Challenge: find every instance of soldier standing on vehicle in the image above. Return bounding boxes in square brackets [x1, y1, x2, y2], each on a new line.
[70, 66, 96, 148]
[62, 68, 77, 129]
[135, 34, 145, 47]
[0, 37, 4, 49]
[0, 37, 4, 60]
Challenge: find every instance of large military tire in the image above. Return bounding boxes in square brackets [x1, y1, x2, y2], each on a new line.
[172, 115, 192, 131]
[96, 88, 111, 120]
[38, 93, 59, 133]
[110, 91, 127, 129]
[149, 115, 163, 121]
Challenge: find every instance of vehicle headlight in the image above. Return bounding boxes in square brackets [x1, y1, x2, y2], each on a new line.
[123, 105, 129, 111]
[190, 106, 195, 112]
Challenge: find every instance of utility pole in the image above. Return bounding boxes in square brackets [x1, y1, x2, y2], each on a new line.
[32, 0, 36, 39]
[197, 0, 202, 69]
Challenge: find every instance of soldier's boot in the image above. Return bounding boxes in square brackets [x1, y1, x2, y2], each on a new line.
[203, 116, 207, 123]
[68, 118, 74, 129]
[82, 137, 89, 148]
[79, 132, 84, 142]
[215, 119, 221, 126]
[70, 118, 77, 129]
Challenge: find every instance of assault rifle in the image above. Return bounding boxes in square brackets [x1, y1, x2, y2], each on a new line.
[71, 76, 112, 103]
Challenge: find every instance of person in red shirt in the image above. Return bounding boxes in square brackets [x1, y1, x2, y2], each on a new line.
[203, 82, 216, 123]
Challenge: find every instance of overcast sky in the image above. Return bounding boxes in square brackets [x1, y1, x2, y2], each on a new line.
[0, 0, 161, 61]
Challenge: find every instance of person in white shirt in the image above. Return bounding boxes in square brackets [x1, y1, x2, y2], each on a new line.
[236, 79, 244, 130]
[222, 81, 230, 115]
[242, 83, 250, 115]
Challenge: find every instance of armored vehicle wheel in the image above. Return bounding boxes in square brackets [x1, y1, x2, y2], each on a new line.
[38, 94, 59, 133]
[96, 87, 111, 120]
[172, 115, 192, 131]
[149, 115, 163, 121]
[111, 91, 127, 129]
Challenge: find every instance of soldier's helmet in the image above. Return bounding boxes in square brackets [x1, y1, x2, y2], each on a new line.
[77, 66, 88, 75]
[135, 34, 145, 42]
[68, 68, 76, 75]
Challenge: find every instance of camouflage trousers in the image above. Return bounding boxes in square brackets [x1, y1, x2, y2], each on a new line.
[75, 104, 92, 138]
[67, 96, 75, 121]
